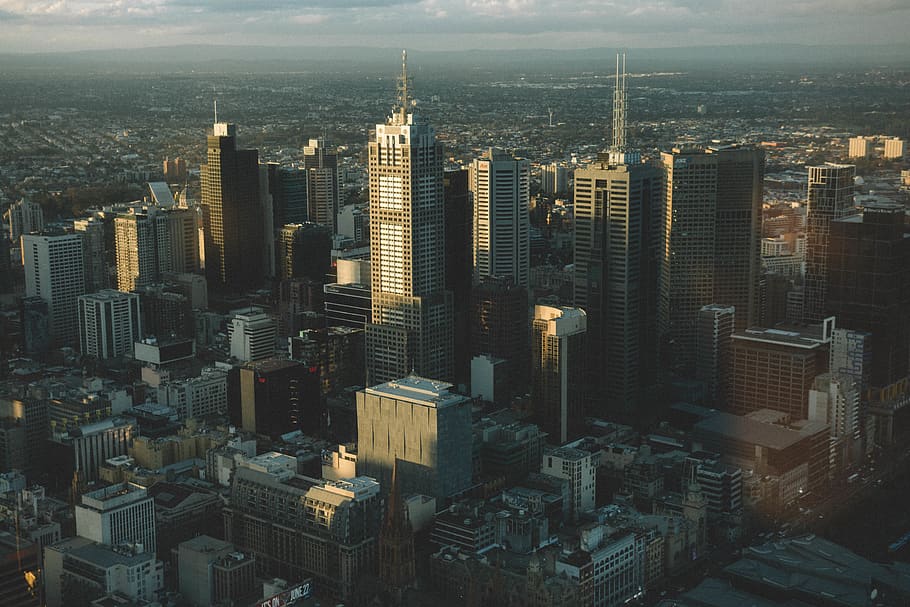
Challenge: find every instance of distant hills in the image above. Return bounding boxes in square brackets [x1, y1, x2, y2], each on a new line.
[2, 44, 909, 73]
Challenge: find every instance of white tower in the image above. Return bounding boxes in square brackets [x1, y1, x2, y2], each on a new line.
[365, 50, 454, 385]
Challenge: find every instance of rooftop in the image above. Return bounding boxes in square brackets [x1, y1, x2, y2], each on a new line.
[694, 411, 826, 451]
[364, 375, 468, 409]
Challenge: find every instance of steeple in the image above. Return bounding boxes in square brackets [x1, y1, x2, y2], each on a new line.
[379, 458, 416, 598]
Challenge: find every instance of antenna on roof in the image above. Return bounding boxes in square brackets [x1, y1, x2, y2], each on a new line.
[611, 51, 627, 153]
[395, 49, 411, 125]
[214, 99, 218, 124]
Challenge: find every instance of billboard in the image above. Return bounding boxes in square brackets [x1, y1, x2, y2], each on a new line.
[255, 580, 312, 607]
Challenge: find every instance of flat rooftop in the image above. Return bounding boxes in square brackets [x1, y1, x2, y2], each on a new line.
[364, 375, 468, 409]
[694, 411, 826, 451]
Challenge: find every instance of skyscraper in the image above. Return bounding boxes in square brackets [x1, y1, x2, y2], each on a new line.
[573, 53, 662, 416]
[695, 304, 735, 406]
[22, 232, 85, 347]
[77, 289, 142, 360]
[4, 198, 44, 244]
[659, 145, 764, 374]
[115, 207, 199, 292]
[240, 358, 321, 439]
[303, 137, 340, 233]
[444, 168, 473, 388]
[803, 163, 855, 322]
[827, 203, 910, 390]
[471, 276, 529, 398]
[75, 482, 157, 554]
[200, 122, 264, 291]
[469, 148, 530, 287]
[365, 51, 454, 385]
[277, 222, 332, 282]
[531, 305, 587, 444]
[74, 217, 107, 293]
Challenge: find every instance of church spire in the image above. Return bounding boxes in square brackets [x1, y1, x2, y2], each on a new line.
[379, 458, 416, 599]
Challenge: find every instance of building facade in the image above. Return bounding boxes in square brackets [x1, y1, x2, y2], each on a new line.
[365, 52, 454, 385]
[77, 290, 142, 360]
[22, 232, 85, 347]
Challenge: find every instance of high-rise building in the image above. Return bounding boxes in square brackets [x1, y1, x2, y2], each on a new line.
[531, 305, 587, 444]
[277, 222, 332, 282]
[356, 375, 472, 500]
[365, 52, 454, 384]
[267, 163, 308, 228]
[73, 216, 107, 292]
[444, 168, 473, 388]
[240, 358, 321, 439]
[22, 232, 85, 347]
[157, 367, 228, 420]
[163, 156, 187, 182]
[829, 328, 872, 391]
[200, 122, 264, 291]
[729, 323, 833, 420]
[828, 203, 910, 389]
[847, 136, 872, 159]
[77, 289, 142, 359]
[0, 234, 11, 294]
[470, 148, 530, 287]
[884, 138, 906, 160]
[4, 198, 44, 243]
[803, 163, 855, 322]
[20, 296, 50, 355]
[659, 145, 764, 374]
[303, 137, 340, 233]
[540, 162, 568, 196]
[695, 304, 735, 406]
[114, 207, 199, 292]
[471, 276, 528, 398]
[574, 159, 661, 415]
[75, 482, 157, 553]
[228, 309, 276, 362]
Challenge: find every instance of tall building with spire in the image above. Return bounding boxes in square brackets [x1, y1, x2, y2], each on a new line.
[365, 51, 454, 384]
[200, 120, 264, 291]
[573, 53, 661, 418]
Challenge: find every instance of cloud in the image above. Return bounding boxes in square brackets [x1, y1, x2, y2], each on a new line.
[0, 0, 908, 52]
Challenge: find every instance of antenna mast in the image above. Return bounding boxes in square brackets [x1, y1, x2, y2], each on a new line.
[395, 49, 411, 125]
[214, 99, 218, 124]
[611, 52, 627, 153]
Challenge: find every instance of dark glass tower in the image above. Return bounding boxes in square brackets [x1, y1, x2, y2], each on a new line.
[200, 122, 264, 291]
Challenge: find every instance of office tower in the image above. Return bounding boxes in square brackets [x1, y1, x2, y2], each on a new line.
[884, 138, 905, 160]
[4, 198, 44, 243]
[356, 375, 472, 500]
[77, 289, 142, 359]
[365, 52, 454, 384]
[22, 232, 85, 346]
[659, 145, 764, 374]
[277, 222, 332, 282]
[223, 454, 381, 601]
[157, 367, 228, 420]
[828, 203, 910, 389]
[137, 286, 193, 341]
[809, 373, 863, 471]
[470, 148, 530, 287]
[574, 159, 661, 414]
[729, 323, 832, 419]
[277, 277, 324, 337]
[541, 444, 597, 520]
[531, 305, 587, 444]
[267, 163, 308, 228]
[75, 482, 157, 553]
[696, 304, 735, 406]
[338, 204, 368, 243]
[115, 207, 199, 292]
[47, 416, 134, 484]
[240, 359, 321, 439]
[0, 234, 10, 294]
[289, 326, 365, 394]
[324, 261, 372, 329]
[847, 136, 872, 159]
[20, 296, 50, 355]
[200, 121, 264, 291]
[114, 208, 164, 291]
[228, 309, 276, 362]
[829, 328, 872, 391]
[471, 276, 528, 397]
[804, 163, 856, 322]
[573, 55, 663, 414]
[74, 216, 107, 292]
[303, 137, 340, 233]
[445, 168, 473, 387]
[163, 156, 187, 182]
[540, 162, 568, 196]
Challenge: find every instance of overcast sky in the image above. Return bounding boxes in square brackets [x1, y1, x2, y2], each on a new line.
[1, 0, 908, 53]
